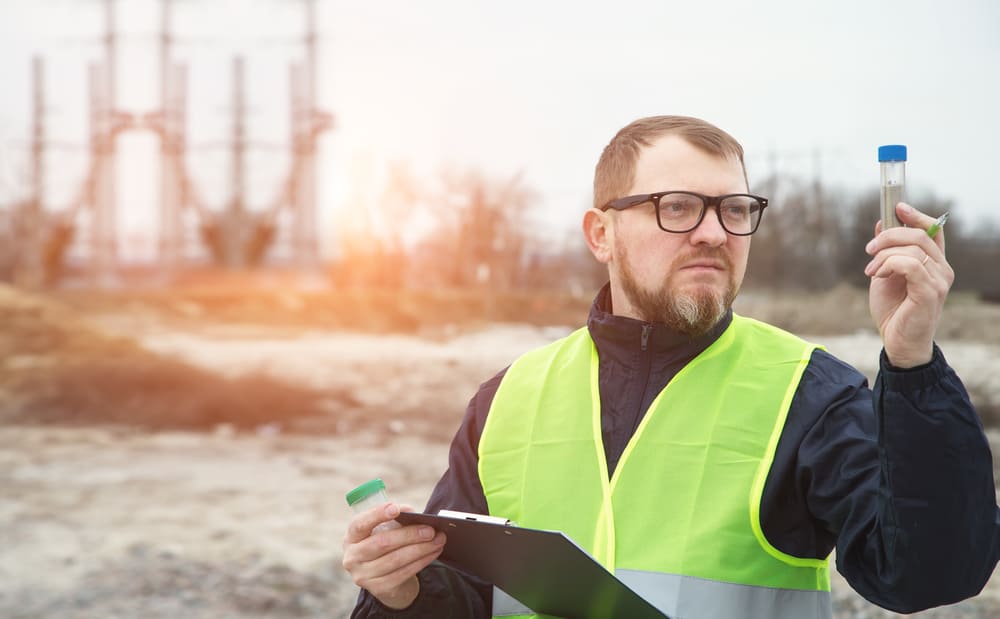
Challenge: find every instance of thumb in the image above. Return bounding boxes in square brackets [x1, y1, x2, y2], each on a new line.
[346, 502, 399, 543]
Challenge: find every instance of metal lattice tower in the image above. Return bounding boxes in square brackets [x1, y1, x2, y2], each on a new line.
[9, 0, 334, 286]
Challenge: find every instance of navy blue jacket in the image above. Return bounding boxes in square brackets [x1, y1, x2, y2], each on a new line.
[354, 286, 999, 617]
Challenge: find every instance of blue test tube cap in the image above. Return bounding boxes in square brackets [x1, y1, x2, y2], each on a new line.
[878, 144, 907, 162]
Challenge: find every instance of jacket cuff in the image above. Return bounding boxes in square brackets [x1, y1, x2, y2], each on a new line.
[878, 343, 948, 391]
[361, 570, 438, 618]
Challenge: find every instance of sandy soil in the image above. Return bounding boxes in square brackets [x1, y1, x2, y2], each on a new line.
[2, 292, 999, 618]
[0, 424, 446, 618]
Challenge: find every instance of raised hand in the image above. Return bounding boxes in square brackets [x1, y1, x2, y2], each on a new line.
[865, 202, 954, 368]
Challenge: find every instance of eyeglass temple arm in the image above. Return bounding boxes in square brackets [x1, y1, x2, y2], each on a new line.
[603, 194, 656, 211]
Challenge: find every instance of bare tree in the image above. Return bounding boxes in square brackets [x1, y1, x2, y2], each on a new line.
[412, 168, 538, 290]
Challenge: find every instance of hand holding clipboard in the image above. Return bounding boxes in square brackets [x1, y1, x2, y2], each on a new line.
[395, 510, 670, 619]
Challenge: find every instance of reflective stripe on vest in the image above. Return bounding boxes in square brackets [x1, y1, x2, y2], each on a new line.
[479, 315, 830, 619]
[492, 570, 831, 619]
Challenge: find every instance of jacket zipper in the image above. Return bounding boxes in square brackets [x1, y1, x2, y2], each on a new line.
[636, 323, 654, 425]
[610, 323, 655, 479]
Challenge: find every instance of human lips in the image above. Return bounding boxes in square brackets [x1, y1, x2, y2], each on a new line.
[679, 259, 727, 272]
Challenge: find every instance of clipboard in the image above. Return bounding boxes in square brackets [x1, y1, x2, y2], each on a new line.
[396, 511, 670, 619]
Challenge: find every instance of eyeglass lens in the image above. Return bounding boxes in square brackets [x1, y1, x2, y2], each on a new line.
[657, 193, 763, 234]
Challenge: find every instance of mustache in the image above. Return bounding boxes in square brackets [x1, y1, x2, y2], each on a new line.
[675, 249, 732, 270]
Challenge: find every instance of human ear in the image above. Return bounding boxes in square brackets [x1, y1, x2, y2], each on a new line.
[583, 208, 613, 264]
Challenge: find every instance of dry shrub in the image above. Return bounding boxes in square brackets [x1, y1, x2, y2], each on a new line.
[8, 282, 999, 432]
[935, 296, 1000, 346]
[737, 284, 1000, 346]
[735, 283, 874, 336]
[0, 285, 350, 430]
[2, 360, 347, 430]
[52, 286, 593, 333]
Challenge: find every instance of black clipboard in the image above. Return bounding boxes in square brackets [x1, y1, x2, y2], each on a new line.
[396, 511, 670, 619]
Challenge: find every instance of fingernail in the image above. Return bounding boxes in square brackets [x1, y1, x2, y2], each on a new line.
[419, 526, 434, 539]
[865, 240, 875, 254]
[899, 203, 913, 214]
[384, 503, 399, 518]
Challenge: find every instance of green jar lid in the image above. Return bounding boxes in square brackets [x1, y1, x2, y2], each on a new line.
[346, 478, 386, 506]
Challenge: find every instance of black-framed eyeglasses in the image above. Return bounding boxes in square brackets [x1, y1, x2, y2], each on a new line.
[601, 190, 769, 236]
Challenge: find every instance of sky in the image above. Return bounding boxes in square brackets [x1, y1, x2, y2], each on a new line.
[1, 0, 998, 259]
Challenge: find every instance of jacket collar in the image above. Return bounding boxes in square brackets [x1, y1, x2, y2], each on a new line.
[586, 282, 732, 358]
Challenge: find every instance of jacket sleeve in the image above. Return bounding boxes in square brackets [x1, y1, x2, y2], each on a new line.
[350, 371, 505, 618]
[793, 345, 999, 613]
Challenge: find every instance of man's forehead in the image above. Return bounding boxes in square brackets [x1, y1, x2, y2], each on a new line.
[638, 133, 738, 165]
[632, 135, 745, 189]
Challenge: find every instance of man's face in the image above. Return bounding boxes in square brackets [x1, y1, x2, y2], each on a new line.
[607, 134, 751, 335]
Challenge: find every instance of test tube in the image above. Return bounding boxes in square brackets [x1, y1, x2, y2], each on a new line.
[879, 144, 907, 229]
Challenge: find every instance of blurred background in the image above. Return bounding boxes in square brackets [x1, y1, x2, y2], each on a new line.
[1, 1, 998, 617]
[1, 0, 999, 293]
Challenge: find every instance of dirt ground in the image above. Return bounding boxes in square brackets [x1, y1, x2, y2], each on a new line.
[1, 284, 999, 618]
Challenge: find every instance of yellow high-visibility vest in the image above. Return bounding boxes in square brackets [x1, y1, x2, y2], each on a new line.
[479, 315, 831, 619]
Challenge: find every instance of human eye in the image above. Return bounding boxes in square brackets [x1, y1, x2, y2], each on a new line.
[659, 195, 699, 219]
[724, 204, 749, 218]
[720, 198, 752, 221]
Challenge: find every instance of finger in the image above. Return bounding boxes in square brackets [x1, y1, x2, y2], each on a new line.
[345, 502, 400, 544]
[866, 242, 955, 298]
[865, 245, 929, 277]
[344, 531, 446, 589]
[348, 521, 441, 565]
[896, 203, 948, 252]
[895, 202, 937, 230]
[362, 530, 446, 575]
[866, 222, 945, 264]
[353, 538, 446, 598]
[867, 253, 930, 279]
[369, 522, 440, 554]
[869, 252, 935, 283]
[874, 204, 937, 241]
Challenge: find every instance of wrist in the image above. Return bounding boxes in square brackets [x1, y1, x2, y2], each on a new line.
[880, 345, 946, 390]
[376, 575, 420, 611]
[884, 343, 934, 369]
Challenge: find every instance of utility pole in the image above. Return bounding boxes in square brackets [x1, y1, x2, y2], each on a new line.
[31, 57, 44, 241]
[298, 0, 318, 266]
[15, 56, 46, 288]
[290, 0, 330, 267]
[158, 0, 181, 272]
[223, 56, 249, 268]
[90, 0, 120, 285]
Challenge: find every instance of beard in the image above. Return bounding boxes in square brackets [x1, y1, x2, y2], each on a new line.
[616, 243, 738, 337]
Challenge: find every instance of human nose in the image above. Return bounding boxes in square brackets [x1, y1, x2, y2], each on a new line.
[688, 205, 728, 246]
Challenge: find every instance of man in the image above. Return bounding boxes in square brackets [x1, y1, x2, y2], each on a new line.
[343, 116, 999, 618]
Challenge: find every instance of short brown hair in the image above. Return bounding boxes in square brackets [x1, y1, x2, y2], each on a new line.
[592, 115, 748, 210]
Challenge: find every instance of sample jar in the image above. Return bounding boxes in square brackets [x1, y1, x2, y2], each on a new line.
[346, 478, 401, 534]
[346, 478, 390, 513]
